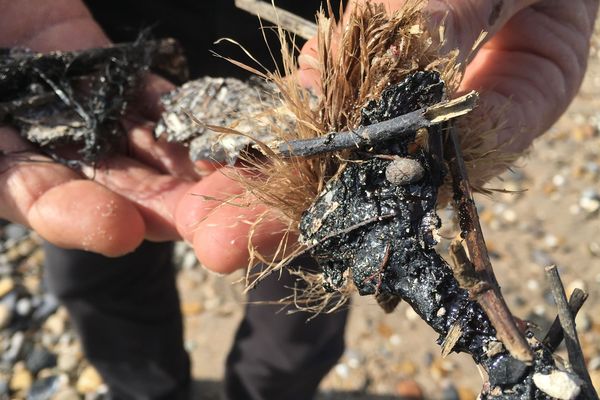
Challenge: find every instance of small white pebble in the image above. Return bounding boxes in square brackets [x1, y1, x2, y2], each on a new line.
[15, 298, 32, 316]
[502, 209, 517, 224]
[334, 363, 350, 379]
[389, 334, 402, 346]
[580, 197, 600, 213]
[544, 234, 559, 250]
[533, 370, 582, 400]
[526, 279, 539, 291]
[552, 174, 566, 187]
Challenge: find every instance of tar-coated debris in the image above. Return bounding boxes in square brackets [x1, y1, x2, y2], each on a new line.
[360, 70, 445, 127]
[0, 38, 186, 163]
[155, 77, 291, 164]
[299, 71, 558, 399]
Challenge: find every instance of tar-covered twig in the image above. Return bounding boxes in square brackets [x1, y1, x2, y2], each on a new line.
[276, 92, 477, 158]
[447, 126, 534, 364]
[545, 265, 599, 400]
[542, 288, 588, 352]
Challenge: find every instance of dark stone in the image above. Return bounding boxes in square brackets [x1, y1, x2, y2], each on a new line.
[27, 376, 60, 400]
[487, 355, 528, 387]
[26, 346, 57, 375]
[31, 294, 60, 324]
[4, 224, 29, 241]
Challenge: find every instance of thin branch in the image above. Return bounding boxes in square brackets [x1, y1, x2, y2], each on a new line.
[235, 0, 317, 40]
[545, 265, 598, 400]
[277, 107, 430, 157]
[276, 92, 477, 158]
[543, 288, 588, 352]
[447, 126, 534, 363]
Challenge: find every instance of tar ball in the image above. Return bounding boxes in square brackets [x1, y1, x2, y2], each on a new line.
[385, 157, 425, 185]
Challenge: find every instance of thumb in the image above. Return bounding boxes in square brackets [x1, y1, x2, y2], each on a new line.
[425, 0, 541, 60]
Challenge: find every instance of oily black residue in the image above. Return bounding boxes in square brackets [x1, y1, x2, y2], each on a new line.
[0, 37, 185, 164]
[299, 71, 555, 398]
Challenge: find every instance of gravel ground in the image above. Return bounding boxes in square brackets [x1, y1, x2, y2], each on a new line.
[2, 29, 600, 400]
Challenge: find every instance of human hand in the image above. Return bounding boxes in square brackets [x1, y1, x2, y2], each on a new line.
[0, 0, 201, 256]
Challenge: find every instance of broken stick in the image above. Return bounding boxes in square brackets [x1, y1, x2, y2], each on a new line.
[543, 287, 588, 352]
[235, 0, 318, 40]
[447, 125, 534, 364]
[545, 265, 598, 400]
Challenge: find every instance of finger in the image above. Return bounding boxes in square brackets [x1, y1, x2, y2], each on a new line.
[425, 0, 541, 60]
[458, 0, 597, 151]
[128, 73, 175, 121]
[0, 127, 145, 256]
[174, 167, 294, 273]
[298, 37, 320, 90]
[174, 167, 246, 243]
[192, 203, 294, 274]
[125, 123, 201, 180]
[81, 155, 194, 242]
[28, 180, 145, 256]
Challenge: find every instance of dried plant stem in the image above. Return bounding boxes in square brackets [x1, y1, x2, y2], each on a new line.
[543, 288, 588, 352]
[234, 0, 317, 40]
[448, 126, 534, 364]
[545, 265, 598, 400]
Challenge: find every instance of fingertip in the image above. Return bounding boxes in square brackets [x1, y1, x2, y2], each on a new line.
[298, 37, 321, 90]
[28, 180, 146, 257]
[192, 206, 292, 274]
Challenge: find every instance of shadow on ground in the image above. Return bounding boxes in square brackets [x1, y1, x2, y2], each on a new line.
[190, 379, 408, 400]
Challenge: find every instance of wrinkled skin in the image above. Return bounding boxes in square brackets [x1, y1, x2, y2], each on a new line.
[0, 0, 597, 270]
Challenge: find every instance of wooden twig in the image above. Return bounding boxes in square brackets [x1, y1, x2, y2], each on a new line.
[447, 126, 534, 363]
[276, 92, 477, 158]
[277, 107, 431, 157]
[545, 265, 598, 400]
[235, 0, 317, 40]
[543, 288, 588, 352]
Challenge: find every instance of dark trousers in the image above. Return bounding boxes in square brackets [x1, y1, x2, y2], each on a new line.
[43, 241, 348, 400]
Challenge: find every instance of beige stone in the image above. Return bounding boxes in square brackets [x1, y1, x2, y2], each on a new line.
[0, 278, 14, 298]
[76, 365, 103, 394]
[9, 362, 33, 392]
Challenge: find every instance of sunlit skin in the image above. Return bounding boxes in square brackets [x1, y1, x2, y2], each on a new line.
[0, 0, 597, 269]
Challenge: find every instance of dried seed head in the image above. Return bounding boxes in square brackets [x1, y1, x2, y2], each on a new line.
[385, 157, 425, 185]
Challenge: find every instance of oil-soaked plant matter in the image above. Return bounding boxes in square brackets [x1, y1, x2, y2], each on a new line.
[0, 38, 186, 163]
[298, 71, 563, 399]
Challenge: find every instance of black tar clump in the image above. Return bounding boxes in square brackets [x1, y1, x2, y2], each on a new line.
[299, 71, 554, 399]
